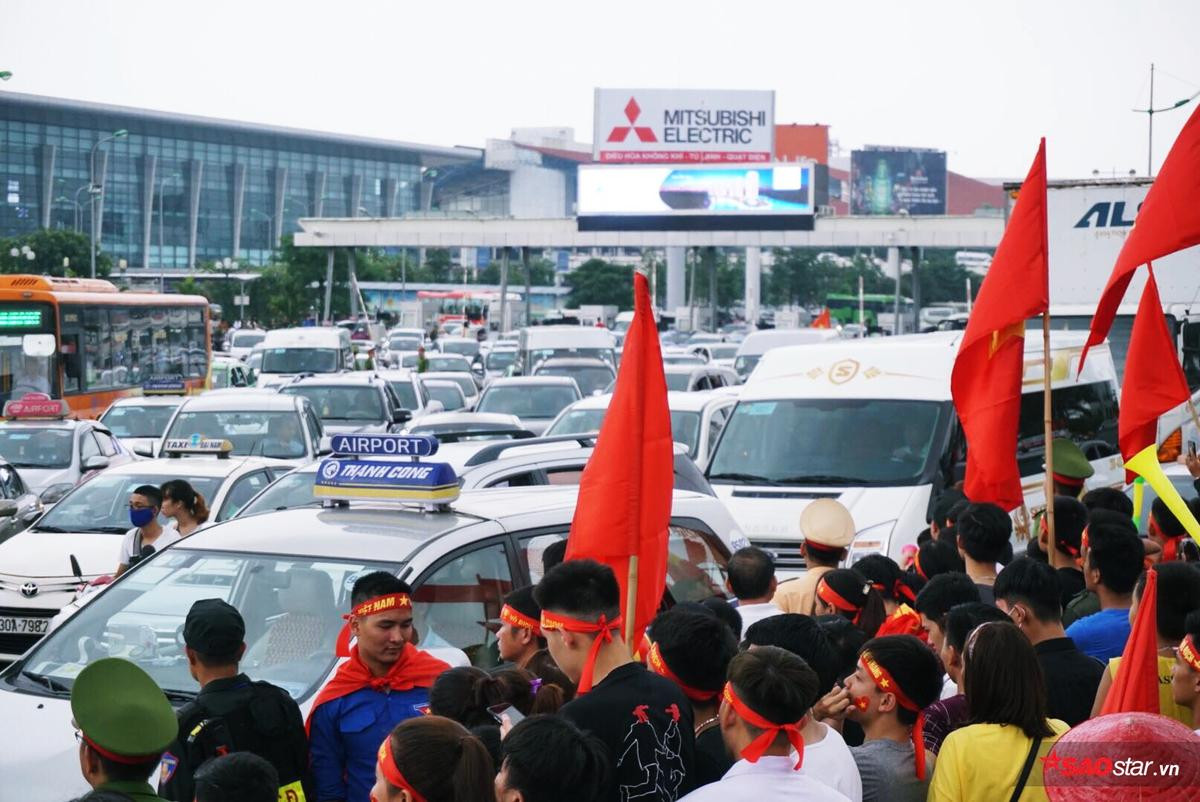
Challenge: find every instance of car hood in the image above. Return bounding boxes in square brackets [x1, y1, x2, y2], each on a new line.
[12, 468, 73, 495]
[711, 483, 917, 542]
[0, 687, 83, 802]
[320, 421, 390, 435]
[0, 529, 121, 581]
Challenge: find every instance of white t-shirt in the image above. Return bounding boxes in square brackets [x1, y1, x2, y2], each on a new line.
[119, 524, 181, 566]
[680, 756, 851, 802]
[940, 674, 958, 700]
[736, 600, 784, 632]
[801, 722, 864, 802]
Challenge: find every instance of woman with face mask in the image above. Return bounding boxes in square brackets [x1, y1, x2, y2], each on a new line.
[160, 478, 210, 537]
[114, 483, 180, 577]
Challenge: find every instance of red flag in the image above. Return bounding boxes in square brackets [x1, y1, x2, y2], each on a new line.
[1082, 104, 1200, 369]
[566, 270, 673, 649]
[950, 140, 1049, 511]
[811, 308, 832, 329]
[1101, 568, 1159, 715]
[1118, 266, 1190, 478]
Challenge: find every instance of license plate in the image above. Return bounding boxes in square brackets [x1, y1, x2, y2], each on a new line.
[0, 616, 49, 635]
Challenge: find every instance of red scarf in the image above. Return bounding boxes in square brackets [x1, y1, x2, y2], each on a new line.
[306, 643, 449, 732]
[875, 604, 926, 642]
[722, 683, 805, 769]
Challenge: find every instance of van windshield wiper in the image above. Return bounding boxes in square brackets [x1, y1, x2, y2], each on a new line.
[707, 472, 778, 485]
[21, 671, 71, 695]
[774, 474, 868, 485]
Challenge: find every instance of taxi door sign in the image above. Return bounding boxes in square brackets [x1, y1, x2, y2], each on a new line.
[330, 433, 439, 457]
[313, 458, 459, 501]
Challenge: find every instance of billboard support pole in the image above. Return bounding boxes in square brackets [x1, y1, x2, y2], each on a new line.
[499, 247, 510, 332]
[706, 247, 718, 333]
[522, 246, 532, 327]
[910, 246, 922, 332]
[888, 246, 901, 335]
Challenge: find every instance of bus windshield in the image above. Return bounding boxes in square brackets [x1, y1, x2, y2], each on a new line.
[261, 348, 341, 374]
[0, 304, 59, 402]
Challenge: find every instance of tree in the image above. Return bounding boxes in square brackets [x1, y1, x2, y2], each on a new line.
[0, 229, 111, 277]
[566, 259, 634, 309]
[901, 249, 979, 305]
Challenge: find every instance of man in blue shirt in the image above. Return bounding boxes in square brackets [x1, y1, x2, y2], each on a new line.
[1065, 520, 1143, 661]
[307, 572, 449, 802]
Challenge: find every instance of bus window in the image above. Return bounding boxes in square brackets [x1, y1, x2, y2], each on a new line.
[129, 306, 151, 384]
[84, 308, 113, 389]
[187, 308, 206, 378]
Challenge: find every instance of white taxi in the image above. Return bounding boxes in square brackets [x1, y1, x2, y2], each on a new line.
[0, 440, 294, 661]
[98, 385, 189, 458]
[0, 395, 138, 503]
[0, 434, 743, 801]
[157, 390, 324, 465]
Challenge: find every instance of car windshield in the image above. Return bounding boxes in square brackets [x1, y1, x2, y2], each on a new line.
[388, 380, 419, 410]
[0, 426, 73, 468]
[708, 399, 947, 486]
[486, 350, 516, 371]
[477, 386, 579, 419]
[440, 341, 478, 357]
[547, 408, 701, 455]
[36, 473, 222, 533]
[536, 364, 614, 396]
[401, 354, 419, 368]
[709, 345, 739, 360]
[280, 386, 384, 422]
[261, 348, 340, 374]
[427, 356, 471, 373]
[100, 404, 180, 438]
[239, 472, 318, 516]
[15, 548, 395, 701]
[665, 372, 694, 392]
[165, 410, 307, 458]
[664, 354, 705, 366]
[389, 336, 421, 351]
[231, 331, 266, 349]
[425, 384, 466, 411]
[529, 347, 614, 368]
[733, 354, 760, 379]
[436, 375, 476, 396]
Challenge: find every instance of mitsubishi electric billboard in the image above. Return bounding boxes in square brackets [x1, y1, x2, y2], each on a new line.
[593, 89, 775, 164]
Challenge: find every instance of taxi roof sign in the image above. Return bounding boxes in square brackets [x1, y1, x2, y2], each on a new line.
[3, 393, 69, 420]
[143, 375, 187, 395]
[162, 436, 234, 459]
[330, 434, 439, 458]
[313, 457, 459, 504]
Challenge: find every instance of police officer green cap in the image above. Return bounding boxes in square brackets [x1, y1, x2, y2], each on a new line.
[1045, 438, 1095, 482]
[183, 598, 245, 657]
[71, 658, 176, 762]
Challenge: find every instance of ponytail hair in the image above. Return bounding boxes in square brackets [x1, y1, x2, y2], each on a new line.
[384, 716, 494, 802]
[430, 666, 564, 728]
[160, 479, 209, 524]
[819, 568, 887, 638]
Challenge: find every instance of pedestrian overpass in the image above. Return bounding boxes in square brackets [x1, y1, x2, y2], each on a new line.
[293, 214, 1004, 328]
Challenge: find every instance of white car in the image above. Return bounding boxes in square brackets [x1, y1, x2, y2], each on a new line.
[210, 354, 252, 390]
[375, 368, 446, 418]
[437, 336, 482, 362]
[474, 376, 582, 436]
[226, 328, 267, 361]
[545, 390, 739, 466]
[278, 373, 411, 436]
[420, 371, 481, 410]
[99, 394, 186, 458]
[421, 379, 468, 412]
[0, 444, 294, 661]
[483, 345, 519, 380]
[689, 343, 740, 370]
[158, 390, 324, 466]
[662, 363, 740, 393]
[0, 462, 743, 802]
[0, 399, 138, 503]
[404, 411, 532, 442]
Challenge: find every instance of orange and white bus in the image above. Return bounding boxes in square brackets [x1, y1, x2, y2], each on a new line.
[0, 275, 211, 418]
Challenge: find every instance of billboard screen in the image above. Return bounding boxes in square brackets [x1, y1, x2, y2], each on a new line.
[850, 147, 947, 215]
[577, 163, 814, 232]
[593, 89, 775, 164]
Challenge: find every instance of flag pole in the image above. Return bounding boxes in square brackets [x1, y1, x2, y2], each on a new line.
[1043, 311, 1056, 544]
[1188, 398, 1200, 439]
[624, 556, 639, 646]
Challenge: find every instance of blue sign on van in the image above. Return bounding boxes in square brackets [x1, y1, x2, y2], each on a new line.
[330, 434, 439, 458]
[313, 458, 459, 502]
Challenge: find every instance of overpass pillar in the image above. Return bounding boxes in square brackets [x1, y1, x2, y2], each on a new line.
[665, 246, 686, 313]
[744, 248, 761, 327]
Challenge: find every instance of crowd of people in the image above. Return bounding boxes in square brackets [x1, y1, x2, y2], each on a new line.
[64, 443, 1200, 802]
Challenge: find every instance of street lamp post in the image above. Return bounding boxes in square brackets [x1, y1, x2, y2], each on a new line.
[1134, 63, 1200, 177]
[54, 195, 82, 233]
[72, 184, 91, 233]
[89, 129, 129, 279]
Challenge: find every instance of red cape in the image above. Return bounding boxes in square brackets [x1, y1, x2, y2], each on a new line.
[306, 643, 449, 732]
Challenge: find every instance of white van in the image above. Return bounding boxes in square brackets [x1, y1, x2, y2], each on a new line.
[733, 328, 842, 381]
[705, 330, 1122, 576]
[256, 327, 353, 388]
[515, 325, 616, 375]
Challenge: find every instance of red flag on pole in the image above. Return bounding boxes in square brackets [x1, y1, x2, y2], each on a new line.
[1082, 103, 1200, 370]
[1118, 266, 1190, 478]
[565, 270, 673, 650]
[811, 308, 832, 329]
[950, 139, 1049, 511]
[1101, 568, 1160, 715]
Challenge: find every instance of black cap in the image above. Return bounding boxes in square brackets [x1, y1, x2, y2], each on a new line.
[184, 598, 245, 657]
[481, 584, 541, 630]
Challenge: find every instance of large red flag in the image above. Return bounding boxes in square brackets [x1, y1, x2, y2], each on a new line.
[811, 308, 832, 329]
[566, 270, 673, 650]
[951, 139, 1049, 511]
[1101, 568, 1159, 715]
[1118, 266, 1190, 475]
[1082, 103, 1200, 369]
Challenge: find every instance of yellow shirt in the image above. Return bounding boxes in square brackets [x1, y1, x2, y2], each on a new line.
[1106, 655, 1194, 727]
[928, 720, 1069, 802]
[773, 565, 832, 616]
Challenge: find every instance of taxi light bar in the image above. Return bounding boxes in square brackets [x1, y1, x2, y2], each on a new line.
[330, 433, 438, 458]
[315, 433, 456, 503]
[142, 374, 187, 395]
[162, 437, 234, 459]
[3, 393, 69, 420]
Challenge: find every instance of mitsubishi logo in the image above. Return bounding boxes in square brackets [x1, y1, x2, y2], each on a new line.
[20, 582, 38, 598]
[607, 98, 657, 143]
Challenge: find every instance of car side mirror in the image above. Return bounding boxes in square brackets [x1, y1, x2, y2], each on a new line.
[132, 444, 155, 458]
[81, 455, 109, 472]
[392, 409, 412, 425]
[0, 500, 18, 518]
[318, 435, 334, 456]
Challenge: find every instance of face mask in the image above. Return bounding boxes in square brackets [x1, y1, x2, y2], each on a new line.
[130, 507, 156, 528]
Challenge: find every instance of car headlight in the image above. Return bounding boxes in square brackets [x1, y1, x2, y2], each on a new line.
[39, 482, 75, 505]
[846, 520, 896, 564]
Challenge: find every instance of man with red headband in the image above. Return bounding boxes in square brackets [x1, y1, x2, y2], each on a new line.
[678, 647, 851, 801]
[1170, 611, 1200, 734]
[307, 571, 449, 802]
[535, 559, 695, 802]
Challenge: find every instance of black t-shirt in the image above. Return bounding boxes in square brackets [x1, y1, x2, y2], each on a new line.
[560, 663, 696, 802]
[1055, 567, 1087, 612]
[692, 718, 730, 788]
[1035, 637, 1105, 727]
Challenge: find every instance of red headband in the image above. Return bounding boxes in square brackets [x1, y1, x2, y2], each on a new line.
[913, 552, 927, 581]
[721, 683, 804, 769]
[859, 652, 927, 780]
[1180, 634, 1200, 673]
[336, 593, 413, 657]
[500, 604, 541, 636]
[81, 732, 161, 766]
[647, 642, 719, 702]
[817, 578, 863, 624]
[377, 736, 427, 802]
[540, 610, 622, 694]
[870, 579, 917, 605]
[1052, 472, 1085, 490]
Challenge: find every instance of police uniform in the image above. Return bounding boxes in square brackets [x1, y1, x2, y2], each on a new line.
[70, 658, 177, 801]
[159, 599, 310, 802]
[1047, 438, 1095, 498]
[773, 499, 856, 615]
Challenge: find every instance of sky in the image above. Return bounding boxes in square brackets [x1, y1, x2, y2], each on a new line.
[2, 0, 1199, 180]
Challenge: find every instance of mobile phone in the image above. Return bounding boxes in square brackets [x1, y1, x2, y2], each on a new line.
[1189, 441, 1197, 459]
[488, 703, 525, 726]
